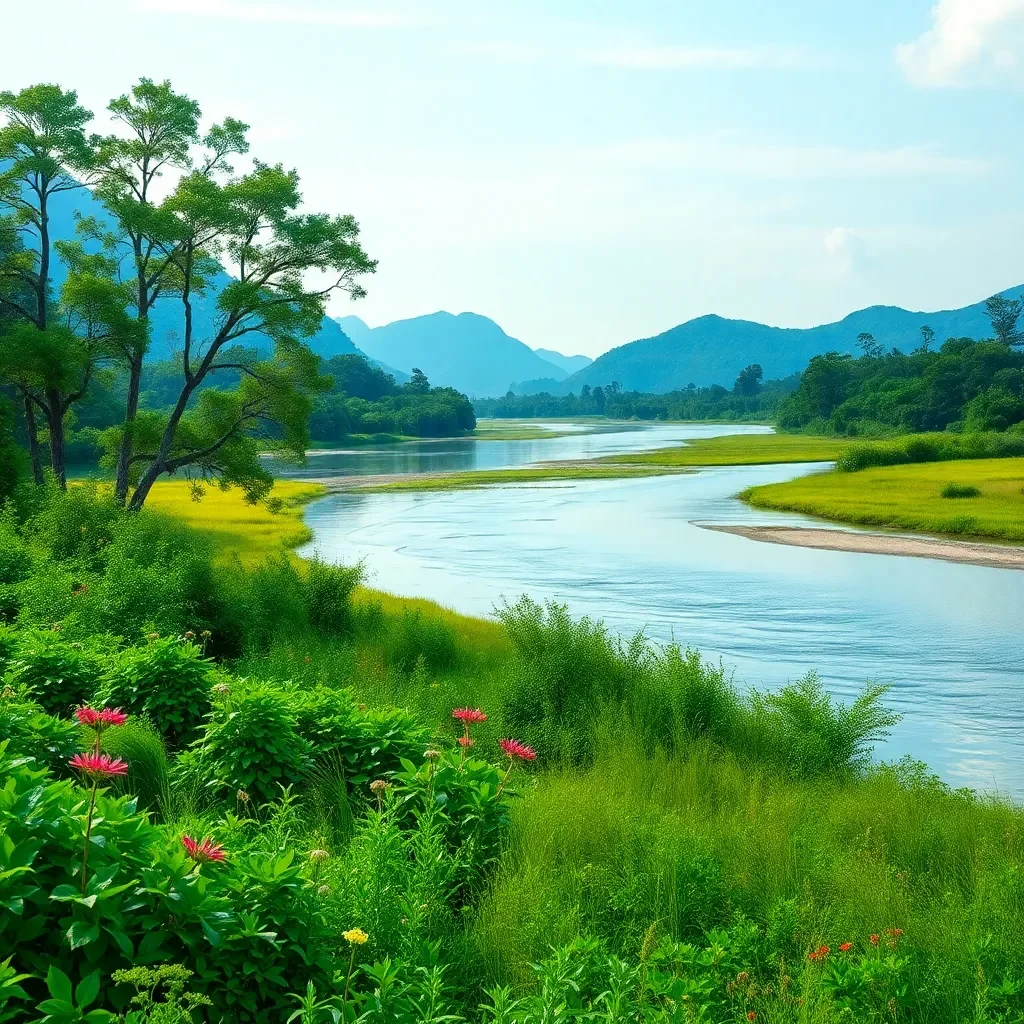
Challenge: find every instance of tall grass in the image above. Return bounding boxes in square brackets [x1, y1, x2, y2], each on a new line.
[838, 432, 1024, 472]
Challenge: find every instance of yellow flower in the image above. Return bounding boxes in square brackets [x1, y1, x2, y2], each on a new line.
[343, 928, 369, 945]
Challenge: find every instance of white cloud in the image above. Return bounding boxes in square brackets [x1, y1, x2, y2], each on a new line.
[135, 0, 414, 28]
[897, 0, 1024, 86]
[823, 227, 876, 277]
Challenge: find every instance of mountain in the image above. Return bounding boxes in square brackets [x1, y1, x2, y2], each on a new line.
[533, 348, 592, 375]
[40, 181, 364, 363]
[556, 289, 1018, 394]
[334, 311, 567, 397]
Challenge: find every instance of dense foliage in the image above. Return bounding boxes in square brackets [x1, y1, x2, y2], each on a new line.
[476, 370, 796, 423]
[0, 485, 1020, 1022]
[779, 337, 1024, 435]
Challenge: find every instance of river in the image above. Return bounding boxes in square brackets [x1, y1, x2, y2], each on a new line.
[289, 422, 1024, 798]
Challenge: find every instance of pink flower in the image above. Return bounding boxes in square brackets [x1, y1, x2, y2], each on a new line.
[499, 738, 537, 762]
[69, 752, 128, 779]
[75, 706, 128, 729]
[452, 708, 487, 724]
[181, 835, 226, 863]
[457, 736, 475, 748]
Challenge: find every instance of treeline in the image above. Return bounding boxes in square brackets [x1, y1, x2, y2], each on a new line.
[779, 334, 1024, 435]
[475, 366, 797, 422]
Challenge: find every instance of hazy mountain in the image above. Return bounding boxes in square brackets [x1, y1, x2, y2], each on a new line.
[534, 348, 592, 375]
[556, 289, 1019, 394]
[334, 311, 566, 397]
[41, 182, 363, 362]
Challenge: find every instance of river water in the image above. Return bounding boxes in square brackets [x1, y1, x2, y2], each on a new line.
[292, 423, 1024, 798]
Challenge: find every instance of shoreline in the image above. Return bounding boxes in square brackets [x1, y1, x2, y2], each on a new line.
[700, 523, 1024, 570]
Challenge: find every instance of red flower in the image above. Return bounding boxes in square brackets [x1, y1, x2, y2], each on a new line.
[69, 752, 128, 779]
[747, 1014, 757, 1022]
[839, 942, 853, 953]
[886, 928, 903, 939]
[499, 738, 537, 761]
[452, 708, 487, 724]
[457, 736, 475, 748]
[181, 835, 226, 863]
[870, 934, 880, 947]
[807, 945, 830, 963]
[76, 706, 127, 729]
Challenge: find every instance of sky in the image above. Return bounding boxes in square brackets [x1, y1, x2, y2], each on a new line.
[4, 0, 1024, 357]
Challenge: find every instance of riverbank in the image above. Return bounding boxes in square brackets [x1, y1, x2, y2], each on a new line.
[743, 457, 1024, 543]
[702, 524, 1024, 570]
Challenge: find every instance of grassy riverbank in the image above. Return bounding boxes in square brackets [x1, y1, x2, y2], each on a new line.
[601, 431, 848, 467]
[744, 457, 1024, 542]
[2, 478, 1023, 1022]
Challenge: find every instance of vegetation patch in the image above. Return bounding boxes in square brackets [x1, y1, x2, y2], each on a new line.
[602, 431, 848, 467]
[941, 482, 982, 499]
[744, 458, 1024, 541]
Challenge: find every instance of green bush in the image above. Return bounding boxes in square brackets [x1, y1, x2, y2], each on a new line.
[4, 629, 107, 716]
[0, 509, 31, 588]
[184, 685, 313, 805]
[941, 482, 981, 498]
[303, 555, 363, 634]
[389, 608, 459, 672]
[218, 555, 309, 652]
[0, 691, 80, 772]
[838, 431, 1024, 472]
[97, 637, 215, 746]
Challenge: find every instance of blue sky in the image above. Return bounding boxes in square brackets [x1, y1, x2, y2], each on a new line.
[5, 0, 1024, 356]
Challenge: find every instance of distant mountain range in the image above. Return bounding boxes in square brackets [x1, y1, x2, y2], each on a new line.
[549, 292, 1014, 395]
[336, 312, 584, 398]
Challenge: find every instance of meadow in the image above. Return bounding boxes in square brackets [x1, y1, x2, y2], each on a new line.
[601, 433, 849, 467]
[744, 457, 1024, 542]
[0, 479, 1022, 1023]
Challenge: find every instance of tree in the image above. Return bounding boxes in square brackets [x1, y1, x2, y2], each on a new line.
[733, 363, 763, 397]
[856, 332, 883, 359]
[406, 367, 430, 393]
[112, 152, 375, 510]
[0, 84, 97, 487]
[92, 79, 248, 505]
[918, 325, 935, 352]
[985, 294, 1023, 347]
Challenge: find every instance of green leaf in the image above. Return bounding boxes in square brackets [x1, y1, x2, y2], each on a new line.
[75, 971, 100, 1009]
[67, 920, 100, 949]
[45, 966, 72, 1004]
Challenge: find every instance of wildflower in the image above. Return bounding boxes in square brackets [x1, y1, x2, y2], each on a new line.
[886, 928, 903, 939]
[369, 779, 391, 795]
[452, 708, 487, 724]
[747, 1014, 757, 1022]
[807, 945, 830, 963]
[736, 972, 750, 985]
[457, 736, 475, 748]
[213, 683, 232, 696]
[424, 749, 441, 760]
[184, 630, 196, 640]
[69, 752, 128, 779]
[201, 629, 211, 638]
[304, 656, 311, 664]
[317, 885, 330, 897]
[870, 933, 880, 947]
[839, 942, 853, 953]
[181, 835, 226, 864]
[499, 738, 537, 761]
[0, 686, 14, 699]
[237, 789, 250, 803]
[309, 849, 330, 863]
[343, 928, 369, 945]
[147, 632, 160, 640]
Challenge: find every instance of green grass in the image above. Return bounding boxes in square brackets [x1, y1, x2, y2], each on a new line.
[601, 432, 849, 467]
[358, 464, 685, 492]
[744, 458, 1024, 542]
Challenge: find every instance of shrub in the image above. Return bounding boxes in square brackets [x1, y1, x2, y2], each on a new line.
[218, 555, 309, 652]
[25, 482, 119, 564]
[389, 609, 459, 672]
[303, 555, 363, 635]
[941, 482, 981, 498]
[0, 508, 31, 588]
[837, 431, 1024, 472]
[184, 685, 313, 804]
[0, 691, 80, 772]
[97, 637, 215, 747]
[4, 629, 107, 716]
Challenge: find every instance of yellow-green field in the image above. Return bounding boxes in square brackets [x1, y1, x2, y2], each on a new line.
[601, 432, 848, 467]
[146, 479, 325, 564]
[743, 458, 1024, 542]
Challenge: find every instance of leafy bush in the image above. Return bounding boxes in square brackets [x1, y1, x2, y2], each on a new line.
[941, 482, 981, 498]
[183, 685, 313, 804]
[0, 691, 80, 772]
[4, 629, 107, 716]
[838, 431, 1024, 472]
[389, 609, 459, 672]
[217, 555, 309, 652]
[97, 637, 215, 746]
[0, 509, 31, 588]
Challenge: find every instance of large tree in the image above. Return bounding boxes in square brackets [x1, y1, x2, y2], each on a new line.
[0, 84, 96, 486]
[985, 294, 1023, 347]
[108, 151, 376, 509]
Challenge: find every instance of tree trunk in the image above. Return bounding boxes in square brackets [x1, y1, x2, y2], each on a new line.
[114, 353, 143, 505]
[22, 395, 44, 485]
[44, 390, 67, 490]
